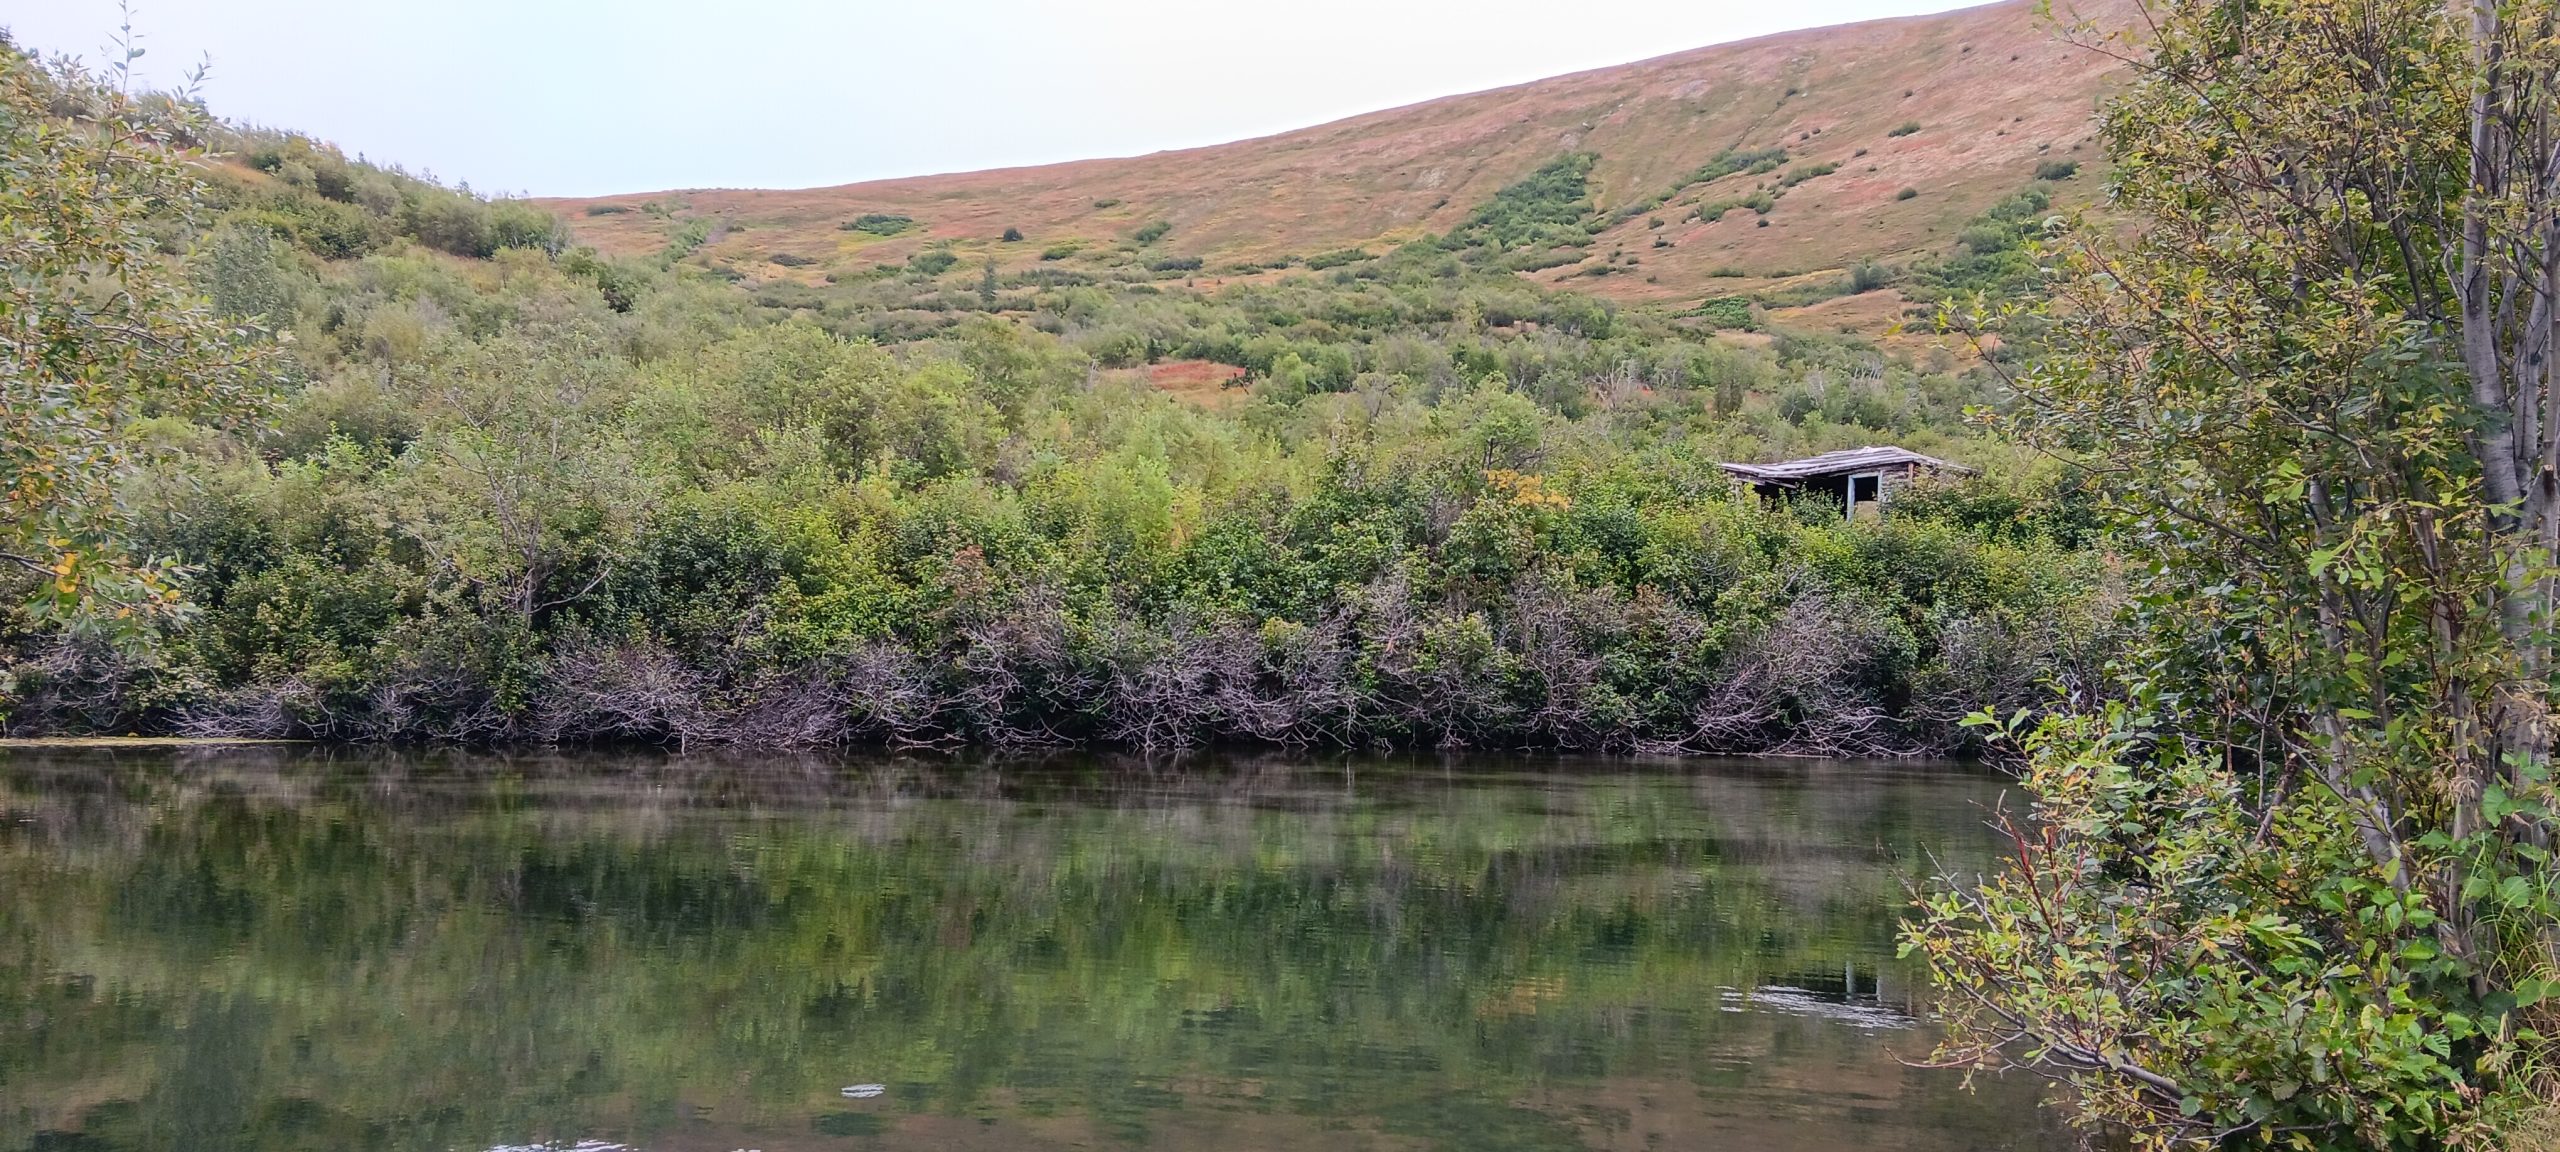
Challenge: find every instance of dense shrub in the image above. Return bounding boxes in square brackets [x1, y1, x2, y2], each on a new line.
[0, 103, 2097, 752]
[1687, 296, 1757, 330]
[1449, 153, 1598, 254]
[1904, 187, 2052, 305]
[1779, 161, 1839, 187]
[842, 213, 915, 235]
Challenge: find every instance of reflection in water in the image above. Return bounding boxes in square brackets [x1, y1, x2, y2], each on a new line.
[0, 749, 2067, 1152]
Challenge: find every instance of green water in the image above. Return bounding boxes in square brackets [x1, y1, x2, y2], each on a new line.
[0, 750, 2066, 1152]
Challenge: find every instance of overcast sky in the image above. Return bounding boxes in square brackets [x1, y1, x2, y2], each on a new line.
[8, 0, 1980, 198]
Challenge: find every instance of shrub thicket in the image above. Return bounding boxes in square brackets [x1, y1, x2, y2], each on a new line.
[0, 66, 2107, 753]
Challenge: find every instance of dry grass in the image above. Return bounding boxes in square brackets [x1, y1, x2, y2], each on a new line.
[542, 0, 2136, 339]
[1138, 359, 1250, 408]
[2517, 1100, 2560, 1152]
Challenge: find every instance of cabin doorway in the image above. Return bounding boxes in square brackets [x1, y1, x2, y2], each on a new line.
[1845, 472, 1883, 520]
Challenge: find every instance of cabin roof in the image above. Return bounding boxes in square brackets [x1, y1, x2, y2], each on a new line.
[1718, 446, 1976, 485]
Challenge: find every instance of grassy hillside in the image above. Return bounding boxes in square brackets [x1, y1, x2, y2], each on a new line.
[545, 0, 2130, 331]
[0, 9, 2117, 751]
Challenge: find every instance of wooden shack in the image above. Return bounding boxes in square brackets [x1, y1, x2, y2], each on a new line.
[1718, 446, 1974, 519]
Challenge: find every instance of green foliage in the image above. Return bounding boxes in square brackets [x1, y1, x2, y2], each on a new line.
[193, 224, 304, 326]
[1132, 220, 1172, 244]
[0, 44, 2101, 751]
[1305, 247, 1372, 270]
[1907, 1, 2560, 1147]
[1778, 161, 1839, 187]
[660, 216, 714, 265]
[1912, 710, 2495, 1150]
[1447, 153, 1599, 254]
[1685, 296, 1757, 330]
[1689, 145, 1788, 185]
[1001, 225, 1024, 242]
[2032, 158, 2078, 181]
[841, 213, 915, 236]
[1903, 188, 2050, 307]
[1611, 146, 1794, 228]
[0, 50, 281, 643]
[1887, 121, 1922, 137]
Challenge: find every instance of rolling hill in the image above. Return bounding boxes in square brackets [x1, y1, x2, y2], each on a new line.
[544, 0, 2134, 323]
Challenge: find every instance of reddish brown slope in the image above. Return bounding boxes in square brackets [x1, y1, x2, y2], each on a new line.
[546, 0, 2133, 306]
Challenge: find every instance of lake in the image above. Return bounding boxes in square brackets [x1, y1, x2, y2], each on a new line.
[0, 749, 2068, 1152]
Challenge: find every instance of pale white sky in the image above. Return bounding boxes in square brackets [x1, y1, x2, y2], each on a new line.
[7, 0, 1981, 198]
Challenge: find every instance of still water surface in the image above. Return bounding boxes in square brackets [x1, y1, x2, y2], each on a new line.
[0, 750, 2067, 1152]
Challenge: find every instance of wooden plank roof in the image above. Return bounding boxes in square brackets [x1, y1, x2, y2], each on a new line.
[1717, 446, 1976, 484]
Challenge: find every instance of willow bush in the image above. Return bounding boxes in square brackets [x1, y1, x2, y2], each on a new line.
[1907, 0, 2560, 1146]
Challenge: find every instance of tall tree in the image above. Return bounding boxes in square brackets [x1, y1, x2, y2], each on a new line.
[0, 42, 278, 632]
[1908, 0, 2560, 1146]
